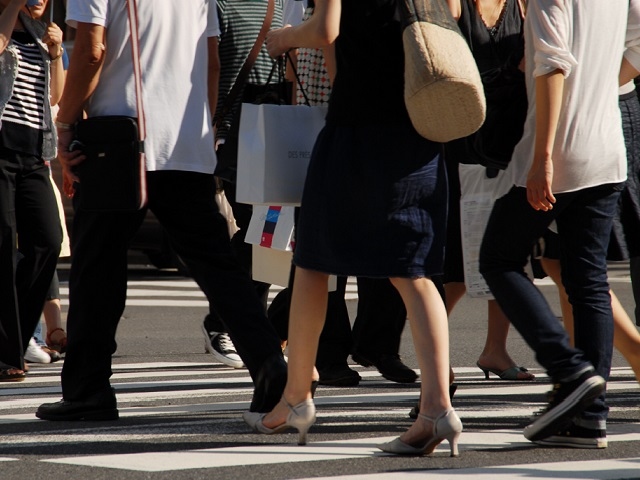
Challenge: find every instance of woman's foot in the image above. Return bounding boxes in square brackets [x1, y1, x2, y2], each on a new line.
[46, 327, 67, 353]
[379, 409, 462, 456]
[476, 354, 535, 380]
[244, 397, 316, 445]
[0, 364, 26, 382]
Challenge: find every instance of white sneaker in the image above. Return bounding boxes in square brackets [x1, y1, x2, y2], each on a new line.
[24, 338, 51, 364]
[201, 323, 245, 369]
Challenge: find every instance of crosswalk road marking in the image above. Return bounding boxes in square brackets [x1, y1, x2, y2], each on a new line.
[1, 362, 639, 477]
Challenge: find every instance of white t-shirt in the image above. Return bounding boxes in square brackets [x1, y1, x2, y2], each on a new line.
[66, 0, 221, 173]
[509, 0, 640, 193]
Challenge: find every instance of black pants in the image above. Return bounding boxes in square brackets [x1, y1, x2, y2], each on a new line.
[352, 277, 407, 358]
[61, 171, 282, 400]
[268, 274, 407, 368]
[0, 150, 61, 370]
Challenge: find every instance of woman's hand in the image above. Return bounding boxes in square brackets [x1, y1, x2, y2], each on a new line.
[43, 21, 63, 59]
[265, 25, 292, 58]
[526, 155, 556, 211]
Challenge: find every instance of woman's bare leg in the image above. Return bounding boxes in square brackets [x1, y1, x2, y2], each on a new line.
[262, 267, 329, 428]
[391, 276, 452, 443]
[611, 290, 640, 382]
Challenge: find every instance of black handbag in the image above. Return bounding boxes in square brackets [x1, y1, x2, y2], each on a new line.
[72, 0, 147, 213]
[74, 116, 146, 212]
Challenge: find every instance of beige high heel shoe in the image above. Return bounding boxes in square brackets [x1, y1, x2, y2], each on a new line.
[243, 398, 316, 445]
[378, 409, 462, 456]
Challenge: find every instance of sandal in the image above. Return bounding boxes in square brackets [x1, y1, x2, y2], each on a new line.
[476, 361, 535, 380]
[46, 327, 67, 353]
[0, 366, 26, 382]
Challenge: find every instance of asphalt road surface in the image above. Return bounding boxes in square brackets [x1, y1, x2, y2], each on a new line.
[1, 263, 639, 480]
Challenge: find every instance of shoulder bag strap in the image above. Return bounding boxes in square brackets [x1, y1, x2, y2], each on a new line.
[125, 0, 148, 206]
[213, 0, 275, 129]
[125, 0, 146, 144]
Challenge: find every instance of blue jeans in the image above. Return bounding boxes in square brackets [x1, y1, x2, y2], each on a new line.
[479, 184, 622, 426]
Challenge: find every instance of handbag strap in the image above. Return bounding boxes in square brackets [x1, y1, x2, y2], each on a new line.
[125, 0, 146, 144]
[125, 0, 147, 207]
[213, 0, 275, 129]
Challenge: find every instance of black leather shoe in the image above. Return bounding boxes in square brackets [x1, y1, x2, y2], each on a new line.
[249, 353, 287, 413]
[409, 384, 458, 419]
[36, 390, 118, 421]
[352, 352, 418, 384]
[318, 364, 361, 387]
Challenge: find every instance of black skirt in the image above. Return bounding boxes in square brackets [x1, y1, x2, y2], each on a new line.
[293, 122, 448, 278]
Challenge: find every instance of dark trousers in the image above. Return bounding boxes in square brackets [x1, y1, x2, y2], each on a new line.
[0, 150, 61, 369]
[61, 171, 282, 400]
[205, 179, 270, 333]
[352, 277, 406, 358]
[268, 274, 407, 367]
[480, 185, 621, 425]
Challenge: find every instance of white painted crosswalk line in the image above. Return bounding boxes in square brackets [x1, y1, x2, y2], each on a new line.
[2, 362, 639, 476]
[303, 458, 640, 480]
[36, 425, 640, 473]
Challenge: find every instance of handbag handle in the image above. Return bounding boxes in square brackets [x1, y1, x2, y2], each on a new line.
[213, 0, 276, 129]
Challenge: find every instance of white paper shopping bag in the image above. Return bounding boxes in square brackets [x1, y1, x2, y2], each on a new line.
[459, 164, 513, 298]
[236, 103, 327, 205]
[245, 205, 295, 251]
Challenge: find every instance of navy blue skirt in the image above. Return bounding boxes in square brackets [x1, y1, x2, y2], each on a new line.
[293, 122, 448, 278]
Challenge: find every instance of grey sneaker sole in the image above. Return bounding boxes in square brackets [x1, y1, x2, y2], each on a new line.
[524, 375, 605, 442]
[535, 435, 607, 449]
[200, 323, 245, 369]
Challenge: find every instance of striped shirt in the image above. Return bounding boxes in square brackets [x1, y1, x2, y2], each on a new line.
[1, 31, 46, 131]
[215, 0, 285, 140]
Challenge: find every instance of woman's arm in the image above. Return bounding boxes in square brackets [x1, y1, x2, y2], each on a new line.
[0, 0, 25, 54]
[620, 57, 640, 86]
[44, 21, 65, 105]
[265, 0, 340, 58]
[446, 0, 462, 21]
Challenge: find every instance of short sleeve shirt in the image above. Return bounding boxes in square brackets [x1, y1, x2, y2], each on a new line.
[66, 0, 221, 173]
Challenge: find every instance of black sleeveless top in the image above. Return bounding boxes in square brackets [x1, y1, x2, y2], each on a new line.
[326, 0, 410, 126]
[448, 0, 528, 170]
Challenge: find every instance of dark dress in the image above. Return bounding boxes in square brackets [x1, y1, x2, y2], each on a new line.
[293, 0, 446, 278]
[443, 0, 527, 283]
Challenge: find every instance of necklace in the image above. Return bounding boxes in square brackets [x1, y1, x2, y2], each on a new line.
[476, 0, 506, 31]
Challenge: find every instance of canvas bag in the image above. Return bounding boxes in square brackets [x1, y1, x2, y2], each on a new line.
[236, 103, 328, 205]
[398, 0, 486, 142]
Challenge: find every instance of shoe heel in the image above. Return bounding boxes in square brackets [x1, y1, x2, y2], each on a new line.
[286, 399, 316, 446]
[297, 425, 310, 445]
[446, 430, 461, 457]
[476, 362, 490, 379]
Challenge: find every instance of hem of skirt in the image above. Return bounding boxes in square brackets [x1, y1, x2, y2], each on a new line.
[293, 257, 442, 279]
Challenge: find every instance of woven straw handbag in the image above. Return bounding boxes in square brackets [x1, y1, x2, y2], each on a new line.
[399, 0, 486, 143]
